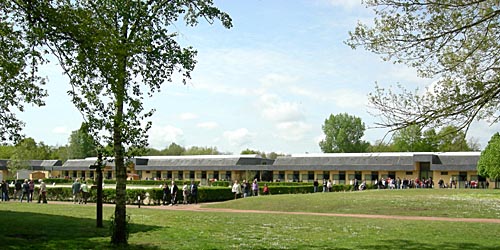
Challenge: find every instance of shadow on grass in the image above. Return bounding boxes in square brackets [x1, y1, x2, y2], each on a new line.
[0, 210, 161, 250]
[357, 239, 499, 250]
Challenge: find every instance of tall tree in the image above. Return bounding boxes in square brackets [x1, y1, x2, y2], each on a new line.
[0, 0, 47, 142]
[162, 142, 186, 156]
[9, 137, 52, 172]
[319, 113, 370, 153]
[185, 146, 220, 155]
[6, 1, 231, 245]
[0, 144, 15, 159]
[346, 1, 500, 134]
[436, 125, 473, 152]
[393, 125, 440, 152]
[477, 133, 500, 180]
[67, 123, 97, 159]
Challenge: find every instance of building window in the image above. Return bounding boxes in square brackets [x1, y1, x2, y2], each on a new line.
[308, 171, 314, 181]
[178, 171, 183, 180]
[293, 171, 300, 182]
[371, 171, 379, 181]
[323, 171, 330, 181]
[167, 171, 172, 179]
[214, 171, 219, 180]
[89, 171, 94, 179]
[406, 171, 413, 175]
[72, 171, 77, 178]
[441, 172, 448, 175]
[202, 171, 207, 179]
[354, 171, 362, 181]
[278, 171, 285, 181]
[225, 171, 231, 181]
[190, 171, 195, 179]
[106, 171, 112, 179]
[388, 171, 395, 179]
[156, 171, 161, 179]
[339, 171, 346, 184]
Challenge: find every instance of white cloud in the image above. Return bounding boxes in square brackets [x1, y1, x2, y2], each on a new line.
[274, 122, 313, 141]
[289, 86, 367, 109]
[258, 94, 305, 123]
[197, 121, 219, 129]
[223, 128, 254, 147]
[259, 73, 299, 88]
[179, 112, 198, 120]
[148, 124, 184, 149]
[325, 0, 363, 9]
[52, 126, 71, 135]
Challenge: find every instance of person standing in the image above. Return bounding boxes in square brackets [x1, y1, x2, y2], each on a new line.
[182, 182, 190, 204]
[14, 180, 22, 200]
[190, 181, 198, 204]
[28, 179, 35, 202]
[72, 179, 81, 204]
[241, 180, 249, 198]
[313, 179, 319, 193]
[80, 181, 89, 204]
[232, 180, 241, 199]
[38, 179, 47, 204]
[251, 179, 259, 196]
[1, 180, 9, 201]
[162, 182, 170, 206]
[170, 181, 178, 205]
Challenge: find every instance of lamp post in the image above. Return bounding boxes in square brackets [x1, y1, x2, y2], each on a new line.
[89, 152, 103, 228]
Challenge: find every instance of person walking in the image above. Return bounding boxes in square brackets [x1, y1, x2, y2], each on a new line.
[72, 179, 82, 204]
[80, 181, 89, 204]
[38, 179, 48, 204]
[28, 179, 35, 202]
[19, 179, 30, 202]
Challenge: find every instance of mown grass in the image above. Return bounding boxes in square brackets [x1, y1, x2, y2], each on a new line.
[204, 189, 500, 219]
[0, 189, 499, 249]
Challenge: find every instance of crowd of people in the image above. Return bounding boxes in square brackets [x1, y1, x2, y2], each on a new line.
[161, 180, 198, 206]
[231, 179, 268, 199]
[0, 179, 47, 203]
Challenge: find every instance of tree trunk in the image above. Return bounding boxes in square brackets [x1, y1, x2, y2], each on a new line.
[111, 50, 128, 245]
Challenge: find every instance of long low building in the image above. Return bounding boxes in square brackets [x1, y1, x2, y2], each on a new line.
[3, 152, 496, 188]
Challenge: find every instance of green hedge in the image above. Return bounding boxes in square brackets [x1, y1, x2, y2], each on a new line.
[5, 183, 375, 204]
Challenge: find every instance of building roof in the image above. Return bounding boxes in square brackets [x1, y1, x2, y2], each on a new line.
[47, 152, 482, 172]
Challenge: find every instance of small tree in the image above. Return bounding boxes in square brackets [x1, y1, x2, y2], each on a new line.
[319, 113, 370, 153]
[477, 133, 500, 180]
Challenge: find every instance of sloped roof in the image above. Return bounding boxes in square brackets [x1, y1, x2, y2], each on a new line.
[274, 153, 415, 167]
[144, 155, 262, 167]
[431, 152, 480, 171]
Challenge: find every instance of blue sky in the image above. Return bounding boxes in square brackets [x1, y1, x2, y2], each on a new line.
[16, 0, 499, 154]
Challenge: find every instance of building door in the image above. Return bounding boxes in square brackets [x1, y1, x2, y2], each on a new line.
[419, 162, 433, 180]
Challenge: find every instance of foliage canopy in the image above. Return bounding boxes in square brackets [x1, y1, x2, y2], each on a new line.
[347, 0, 500, 134]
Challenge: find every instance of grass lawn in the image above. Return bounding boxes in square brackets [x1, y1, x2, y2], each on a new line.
[0, 189, 499, 249]
[204, 189, 500, 219]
